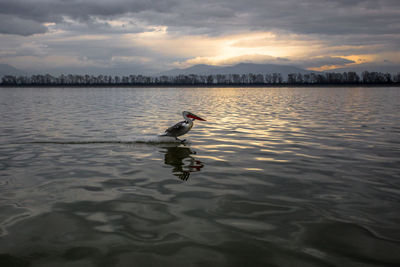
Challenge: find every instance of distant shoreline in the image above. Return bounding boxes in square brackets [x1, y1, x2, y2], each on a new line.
[2, 70, 399, 87]
[1, 83, 399, 88]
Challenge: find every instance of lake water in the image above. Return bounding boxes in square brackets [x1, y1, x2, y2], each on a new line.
[0, 86, 399, 266]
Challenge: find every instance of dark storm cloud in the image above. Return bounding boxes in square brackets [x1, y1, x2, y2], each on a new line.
[1, 0, 399, 36]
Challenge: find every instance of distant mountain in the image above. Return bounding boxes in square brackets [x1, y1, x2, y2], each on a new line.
[329, 63, 400, 75]
[157, 63, 314, 77]
[0, 64, 25, 77]
[158, 64, 221, 76]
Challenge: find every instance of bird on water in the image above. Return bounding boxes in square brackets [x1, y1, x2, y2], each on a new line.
[161, 111, 206, 142]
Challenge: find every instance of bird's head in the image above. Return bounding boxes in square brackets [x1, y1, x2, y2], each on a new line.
[183, 111, 206, 121]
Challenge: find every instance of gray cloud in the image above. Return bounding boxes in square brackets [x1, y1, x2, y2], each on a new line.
[1, 0, 399, 73]
[133, 0, 400, 36]
[0, 14, 47, 35]
[0, 0, 176, 22]
[0, 0, 399, 36]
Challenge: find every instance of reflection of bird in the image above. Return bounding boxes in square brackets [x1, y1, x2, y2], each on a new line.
[162, 146, 204, 181]
[161, 111, 206, 142]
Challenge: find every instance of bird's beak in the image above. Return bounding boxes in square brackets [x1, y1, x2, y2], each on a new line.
[188, 114, 206, 121]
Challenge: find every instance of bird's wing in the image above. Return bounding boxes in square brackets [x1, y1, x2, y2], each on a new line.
[164, 121, 186, 136]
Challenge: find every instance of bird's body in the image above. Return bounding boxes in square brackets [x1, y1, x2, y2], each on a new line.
[164, 119, 194, 138]
[161, 111, 206, 141]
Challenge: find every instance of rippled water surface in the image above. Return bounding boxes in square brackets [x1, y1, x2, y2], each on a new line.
[0, 87, 399, 266]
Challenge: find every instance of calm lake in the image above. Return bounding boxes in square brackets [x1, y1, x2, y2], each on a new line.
[0, 86, 399, 266]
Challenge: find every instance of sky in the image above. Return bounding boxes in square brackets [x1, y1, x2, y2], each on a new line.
[0, 0, 400, 74]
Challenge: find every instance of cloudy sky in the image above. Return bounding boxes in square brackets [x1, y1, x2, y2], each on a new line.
[1, 0, 399, 74]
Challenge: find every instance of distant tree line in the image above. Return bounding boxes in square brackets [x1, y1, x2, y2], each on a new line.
[1, 71, 399, 86]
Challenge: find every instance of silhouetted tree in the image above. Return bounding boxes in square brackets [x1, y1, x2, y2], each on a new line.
[1, 70, 399, 86]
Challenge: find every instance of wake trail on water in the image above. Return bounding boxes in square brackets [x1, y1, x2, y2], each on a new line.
[27, 135, 186, 145]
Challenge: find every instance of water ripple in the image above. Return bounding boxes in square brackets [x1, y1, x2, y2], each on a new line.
[0, 87, 399, 266]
